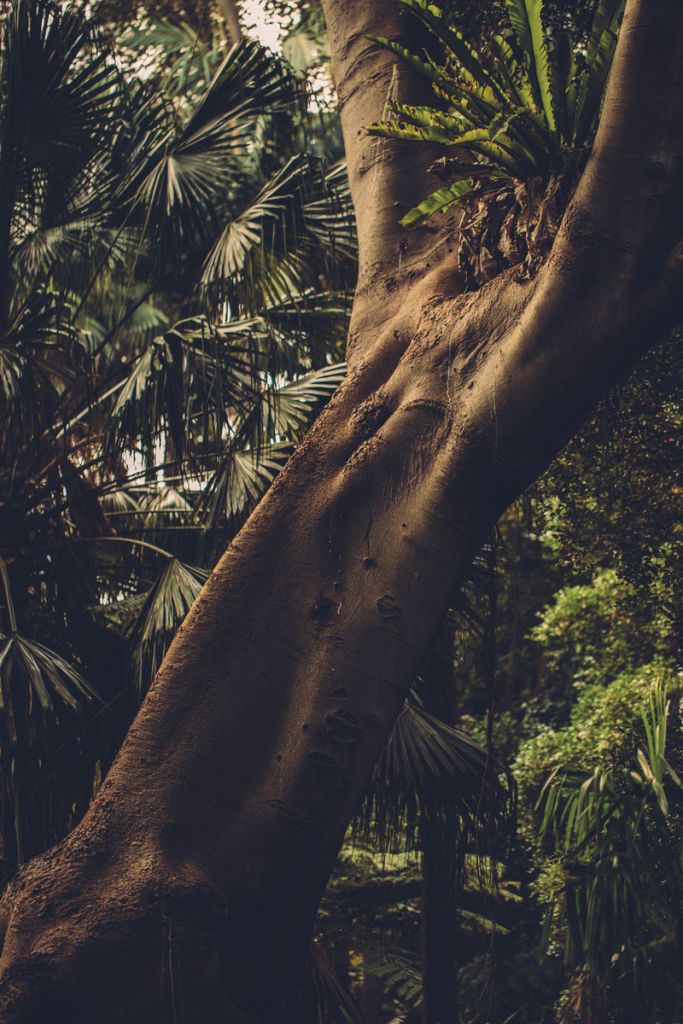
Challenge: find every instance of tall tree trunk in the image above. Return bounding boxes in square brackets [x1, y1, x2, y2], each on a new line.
[359, 963, 383, 1024]
[420, 626, 460, 1024]
[216, 0, 242, 45]
[420, 822, 459, 1024]
[1, 1, 683, 1021]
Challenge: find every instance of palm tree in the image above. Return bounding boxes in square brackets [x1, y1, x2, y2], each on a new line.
[0, 0, 354, 874]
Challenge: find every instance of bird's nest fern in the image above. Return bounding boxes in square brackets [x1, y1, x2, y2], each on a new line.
[367, 0, 625, 288]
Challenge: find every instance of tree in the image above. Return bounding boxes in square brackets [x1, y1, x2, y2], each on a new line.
[1, 0, 682, 1020]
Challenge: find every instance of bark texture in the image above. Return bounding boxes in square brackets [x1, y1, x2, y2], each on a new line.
[1, 1, 683, 1021]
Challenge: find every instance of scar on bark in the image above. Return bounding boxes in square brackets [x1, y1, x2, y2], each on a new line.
[309, 594, 336, 628]
[377, 594, 405, 636]
[325, 708, 362, 744]
[308, 751, 338, 772]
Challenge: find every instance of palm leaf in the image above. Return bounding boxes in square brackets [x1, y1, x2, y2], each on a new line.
[201, 155, 318, 304]
[357, 702, 514, 852]
[260, 292, 352, 365]
[302, 162, 357, 267]
[200, 441, 294, 526]
[128, 557, 208, 694]
[107, 316, 258, 463]
[124, 40, 301, 262]
[1, 0, 117, 180]
[0, 633, 96, 713]
[268, 362, 346, 438]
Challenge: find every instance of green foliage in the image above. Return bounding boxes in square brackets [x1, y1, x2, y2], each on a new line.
[0, 0, 354, 871]
[127, 557, 208, 692]
[515, 664, 672, 803]
[370, 0, 623, 212]
[452, 331, 682, 1021]
[366, 0, 624, 285]
[534, 675, 683, 1020]
[318, 844, 522, 1020]
[529, 569, 639, 690]
[357, 699, 515, 857]
[0, 6, 680, 1024]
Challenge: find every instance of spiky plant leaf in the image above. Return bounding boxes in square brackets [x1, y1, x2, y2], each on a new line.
[401, 179, 473, 226]
[368, 35, 442, 86]
[586, 0, 625, 66]
[369, 0, 624, 287]
[573, 0, 624, 147]
[399, 0, 508, 104]
[505, 0, 556, 130]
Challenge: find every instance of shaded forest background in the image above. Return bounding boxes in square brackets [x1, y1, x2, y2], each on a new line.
[0, 0, 680, 1021]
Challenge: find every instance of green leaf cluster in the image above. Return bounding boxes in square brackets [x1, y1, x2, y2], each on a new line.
[367, 0, 624, 227]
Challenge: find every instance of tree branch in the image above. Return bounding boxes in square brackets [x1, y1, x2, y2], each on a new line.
[555, 0, 683, 291]
[321, 0, 452, 288]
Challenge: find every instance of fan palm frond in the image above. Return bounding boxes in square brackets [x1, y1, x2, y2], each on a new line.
[266, 361, 347, 439]
[124, 39, 301, 264]
[201, 154, 319, 307]
[106, 315, 259, 464]
[199, 360, 345, 526]
[1, 0, 117, 183]
[120, 19, 224, 102]
[356, 702, 515, 853]
[200, 440, 294, 526]
[127, 557, 208, 694]
[302, 162, 357, 266]
[0, 633, 96, 714]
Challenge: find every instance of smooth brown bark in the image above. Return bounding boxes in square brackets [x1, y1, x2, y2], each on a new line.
[1, 1, 683, 1021]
